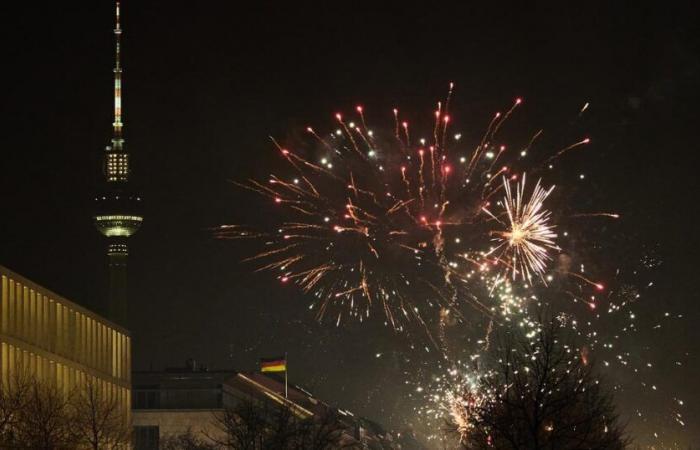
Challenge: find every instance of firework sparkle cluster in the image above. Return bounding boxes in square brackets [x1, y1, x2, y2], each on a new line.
[411, 255, 688, 447]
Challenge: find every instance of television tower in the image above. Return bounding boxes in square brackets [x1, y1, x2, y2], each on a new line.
[94, 1, 143, 327]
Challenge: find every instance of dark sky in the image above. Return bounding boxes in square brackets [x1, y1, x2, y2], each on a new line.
[1, 1, 698, 447]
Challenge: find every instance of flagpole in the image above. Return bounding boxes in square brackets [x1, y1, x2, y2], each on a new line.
[284, 351, 288, 399]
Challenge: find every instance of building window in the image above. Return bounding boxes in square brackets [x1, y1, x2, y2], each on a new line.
[135, 389, 159, 409]
[105, 153, 129, 181]
[134, 426, 159, 450]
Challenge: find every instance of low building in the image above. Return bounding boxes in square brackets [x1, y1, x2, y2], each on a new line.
[132, 360, 401, 449]
[0, 265, 131, 423]
[132, 360, 234, 449]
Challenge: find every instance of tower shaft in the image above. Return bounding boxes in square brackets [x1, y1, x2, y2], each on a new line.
[108, 241, 129, 326]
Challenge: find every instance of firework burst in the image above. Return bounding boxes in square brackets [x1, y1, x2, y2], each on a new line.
[483, 174, 559, 284]
[219, 85, 605, 334]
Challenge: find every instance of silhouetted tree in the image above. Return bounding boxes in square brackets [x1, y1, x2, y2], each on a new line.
[211, 398, 357, 450]
[295, 410, 352, 450]
[71, 379, 131, 449]
[12, 379, 76, 449]
[160, 428, 219, 450]
[210, 399, 271, 450]
[0, 370, 33, 446]
[450, 317, 629, 449]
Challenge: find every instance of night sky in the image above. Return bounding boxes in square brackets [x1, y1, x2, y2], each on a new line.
[1, 2, 698, 447]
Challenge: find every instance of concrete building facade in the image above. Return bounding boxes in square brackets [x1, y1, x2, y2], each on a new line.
[0, 265, 131, 421]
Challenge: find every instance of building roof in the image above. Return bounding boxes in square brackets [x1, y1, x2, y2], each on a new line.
[0, 264, 129, 335]
[227, 372, 396, 443]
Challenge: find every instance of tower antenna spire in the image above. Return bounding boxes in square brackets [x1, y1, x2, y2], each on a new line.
[113, 1, 123, 147]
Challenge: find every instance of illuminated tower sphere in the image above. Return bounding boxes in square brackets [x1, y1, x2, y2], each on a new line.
[93, 1, 143, 327]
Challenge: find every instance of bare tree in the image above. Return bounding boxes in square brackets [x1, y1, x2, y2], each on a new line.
[450, 318, 629, 449]
[210, 399, 270, 450]
[294, 410, 355, 450]
[263, 403, 300, 450]
[210, 398, 358, 450]
[71, 379, 131, 449]
[12, 379, 76, 449]
[160, 428, 220, 450]
[0, 370, 33, 446]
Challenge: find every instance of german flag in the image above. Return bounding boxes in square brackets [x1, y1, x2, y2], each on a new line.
[260, 356, 287, 373]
